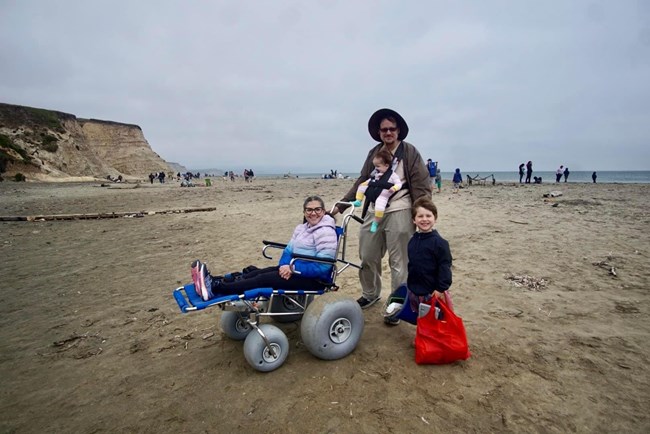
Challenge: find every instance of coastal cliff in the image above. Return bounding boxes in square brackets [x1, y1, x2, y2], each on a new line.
[0, 102, 172, 181]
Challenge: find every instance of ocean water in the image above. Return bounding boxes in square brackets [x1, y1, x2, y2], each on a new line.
[457, 171, 650, 184]
[255, 171, 650, 184]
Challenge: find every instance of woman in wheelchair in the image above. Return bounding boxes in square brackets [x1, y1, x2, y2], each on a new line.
[192, 195, 338, 301]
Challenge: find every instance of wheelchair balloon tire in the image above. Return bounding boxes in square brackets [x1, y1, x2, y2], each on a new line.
[270, 294, 312, 323]
[243, 324, 289, 372]
[300, 292, 364, 360]
[220, 311, 253, 341]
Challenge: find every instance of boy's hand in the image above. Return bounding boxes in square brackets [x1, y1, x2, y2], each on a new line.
[432, 290, 445, 299]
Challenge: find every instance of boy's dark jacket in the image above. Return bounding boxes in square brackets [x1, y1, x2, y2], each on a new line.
[407, 230, 452, 296]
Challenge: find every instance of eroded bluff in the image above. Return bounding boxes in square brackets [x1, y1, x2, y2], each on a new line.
[0, 102, 172, 181]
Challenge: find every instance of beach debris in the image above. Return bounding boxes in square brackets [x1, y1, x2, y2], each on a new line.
[0, 207, 216, 222]
[51, 332, 105, 359]
[508, 220, 529, 225]
[592, 254, 619, 277]
[504, 274, 548, 291]
[614, 301, 639, 314]
[543, 191, 563, 198]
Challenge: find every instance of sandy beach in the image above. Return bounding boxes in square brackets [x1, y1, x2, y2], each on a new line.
[0, 178, 648, 433]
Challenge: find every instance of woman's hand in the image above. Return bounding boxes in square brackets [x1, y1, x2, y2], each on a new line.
[432, 290, 445, 300]
[278, 265, 292, 280]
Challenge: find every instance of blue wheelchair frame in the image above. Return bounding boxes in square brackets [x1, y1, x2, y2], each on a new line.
[171, 202, 364, 372]
[172, 201, 363, 317]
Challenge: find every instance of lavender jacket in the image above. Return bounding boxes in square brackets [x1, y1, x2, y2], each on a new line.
[279, 214, 338, 280]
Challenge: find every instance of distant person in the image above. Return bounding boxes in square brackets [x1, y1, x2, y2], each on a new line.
[518, 163, 525, 183]
[353, 149, 403, 233]
[249, 169, 255, 181]
[592, 171, 597, 183]
[563, 167, 570, 182]
[435, 167, 442, 193]
[426, 159, 437, 192]
[525, 161, 533, 184]
[158, 171, 166, 184]
[452, 168, 463, 193]
[556, 165, 564, 183]
[533, 176, 542, 184]
[149, 173, 155, 184]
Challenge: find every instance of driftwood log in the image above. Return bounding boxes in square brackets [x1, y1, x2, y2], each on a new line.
[0, 207, 216, 222]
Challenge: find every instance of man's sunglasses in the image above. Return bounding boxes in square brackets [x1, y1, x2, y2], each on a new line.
[379, 127, 398, 133]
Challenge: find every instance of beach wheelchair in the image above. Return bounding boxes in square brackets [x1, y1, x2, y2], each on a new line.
[172, 202, 365, 372]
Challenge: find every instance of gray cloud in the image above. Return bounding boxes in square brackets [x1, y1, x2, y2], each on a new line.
[1, 0, 648, 173]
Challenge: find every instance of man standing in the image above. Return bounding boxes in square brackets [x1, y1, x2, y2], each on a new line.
[525, 161, 533, 184]
[332, 108, 430, 308]
[426, 159, 438, 192]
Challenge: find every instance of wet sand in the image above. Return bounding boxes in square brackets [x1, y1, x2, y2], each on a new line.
[0, 179, 648, 433]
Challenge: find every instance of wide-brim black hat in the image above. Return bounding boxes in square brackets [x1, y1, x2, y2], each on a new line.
[368, 108, 409, 142]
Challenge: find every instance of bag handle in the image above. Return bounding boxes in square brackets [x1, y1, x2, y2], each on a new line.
[426, 295, 452, 320]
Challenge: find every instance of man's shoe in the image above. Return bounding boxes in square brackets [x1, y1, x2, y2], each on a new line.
[357, 296, 380, 309]
[384, 316, 400, 326]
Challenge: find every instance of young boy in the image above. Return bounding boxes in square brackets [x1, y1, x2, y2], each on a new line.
[385, 196, 453, 325]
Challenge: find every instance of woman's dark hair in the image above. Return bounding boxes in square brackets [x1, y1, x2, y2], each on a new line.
[303, 195, 325, 210]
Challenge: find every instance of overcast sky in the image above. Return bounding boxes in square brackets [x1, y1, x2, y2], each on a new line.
[1, 1, 649, 173]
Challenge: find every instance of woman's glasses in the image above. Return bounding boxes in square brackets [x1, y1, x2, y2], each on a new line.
[304, 207, 324, 214]
[380, 127, 398, 133]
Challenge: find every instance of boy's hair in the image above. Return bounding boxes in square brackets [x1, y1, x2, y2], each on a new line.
[373, 149, 393, 166]
[412, 197, 438, 220]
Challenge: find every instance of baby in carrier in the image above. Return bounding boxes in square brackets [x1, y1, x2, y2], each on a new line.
[352, 149, 402, 233]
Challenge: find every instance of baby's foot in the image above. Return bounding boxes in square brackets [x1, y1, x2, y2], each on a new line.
[352, 200, 362, 207]
[370, 221, 379, 233]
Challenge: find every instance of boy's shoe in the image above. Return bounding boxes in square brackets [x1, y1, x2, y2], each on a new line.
[384, 316, 400, 326]
[197, 263, 214, 301]
[190, 260, 202, 297]
[370, 221, 379, 233]
[357, 296, 381, 309]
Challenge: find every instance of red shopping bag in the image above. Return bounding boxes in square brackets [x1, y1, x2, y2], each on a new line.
[415, 299, 470, 364]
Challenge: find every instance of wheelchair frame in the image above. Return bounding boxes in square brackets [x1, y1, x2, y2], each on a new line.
[172, 201, 364, 372]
